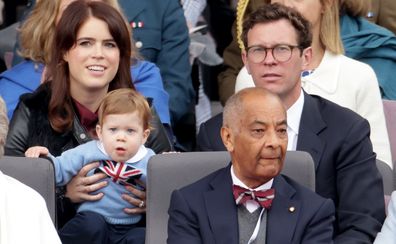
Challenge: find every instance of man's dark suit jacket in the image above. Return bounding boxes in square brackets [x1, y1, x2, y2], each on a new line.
[167, 165, 335, 244]
[196, 93, 386, 243]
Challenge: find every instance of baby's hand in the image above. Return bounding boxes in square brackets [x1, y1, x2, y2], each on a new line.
[25, 146, 49, 158]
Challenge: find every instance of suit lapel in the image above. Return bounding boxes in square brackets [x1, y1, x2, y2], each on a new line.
[204, 165, 239, 244]
[297, 92, 326, 170]
[267, 176, 301, 243]
[118, 0, 146, 21]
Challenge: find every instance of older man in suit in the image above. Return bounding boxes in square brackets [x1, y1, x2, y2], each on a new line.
[197, 3, 385, 243]
[168, 86, 335, 243]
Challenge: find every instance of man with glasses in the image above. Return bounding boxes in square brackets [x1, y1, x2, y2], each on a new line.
[197, 3, 385, 243]
[246, 45, 300, 62]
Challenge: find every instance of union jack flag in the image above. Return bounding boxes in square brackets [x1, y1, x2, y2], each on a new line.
[94, 160, 142, 187]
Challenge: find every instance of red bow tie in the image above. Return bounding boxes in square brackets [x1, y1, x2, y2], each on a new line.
[232, 185, 275, 209]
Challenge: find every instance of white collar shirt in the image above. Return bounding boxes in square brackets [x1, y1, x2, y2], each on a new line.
[287, 90, 304, 150]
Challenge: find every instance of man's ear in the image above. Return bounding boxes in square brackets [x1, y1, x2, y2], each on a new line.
[96, 124, 103, 141]
[220, 126, 234, 152]
[241, 50, 252, 74]
[301, 47, 313, 70]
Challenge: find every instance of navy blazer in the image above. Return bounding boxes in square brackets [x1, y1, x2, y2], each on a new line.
[196, 93, 386, 243]
[168, 165, 335, 244]
[119, 0, 194, 123]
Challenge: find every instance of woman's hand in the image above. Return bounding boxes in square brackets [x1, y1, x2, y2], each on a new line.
[25, 146, 49, 158]
[65, 162, 108, 203]
[122, 179, 147, 215]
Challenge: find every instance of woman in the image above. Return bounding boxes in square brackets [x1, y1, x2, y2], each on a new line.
[0, 0, 171, 128]
[340, 0, 396, 100]
[5, 0, 168, 228]
[234, 0, 392, 168]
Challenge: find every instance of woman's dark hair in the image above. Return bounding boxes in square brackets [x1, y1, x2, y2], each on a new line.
[47, 0, 134, 133]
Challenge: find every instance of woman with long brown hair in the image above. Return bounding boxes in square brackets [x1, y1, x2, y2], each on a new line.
[5, 0, 171, 229]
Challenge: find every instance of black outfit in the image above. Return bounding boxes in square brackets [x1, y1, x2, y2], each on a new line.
[5, 83, 173, 227]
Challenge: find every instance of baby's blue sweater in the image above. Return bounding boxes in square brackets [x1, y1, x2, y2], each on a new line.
[50, 140, 155, 225]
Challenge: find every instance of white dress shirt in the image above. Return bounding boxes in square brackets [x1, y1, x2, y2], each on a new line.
[287, 91, 304, 150]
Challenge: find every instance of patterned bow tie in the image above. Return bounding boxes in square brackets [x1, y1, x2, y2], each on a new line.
[232, 185, 275, 209]
[94, 160, 142, 187]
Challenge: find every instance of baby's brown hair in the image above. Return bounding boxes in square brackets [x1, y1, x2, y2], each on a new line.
[98, 88, 152, 130]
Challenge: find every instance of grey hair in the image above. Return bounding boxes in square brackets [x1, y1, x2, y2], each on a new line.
[223, 90, 245, 131]
[0, 96, 8, 157]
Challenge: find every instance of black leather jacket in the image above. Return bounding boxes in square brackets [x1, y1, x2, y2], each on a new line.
[4, 83, 173, 227]
[5, 83, 173, 157]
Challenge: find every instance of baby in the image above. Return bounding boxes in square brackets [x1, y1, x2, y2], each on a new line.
[26, 88, 154, 243]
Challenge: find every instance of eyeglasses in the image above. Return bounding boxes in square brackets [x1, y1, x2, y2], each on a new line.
[246, 44, 301, 63]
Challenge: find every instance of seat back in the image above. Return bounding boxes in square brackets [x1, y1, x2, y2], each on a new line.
[145, 150, 315, 244]
[383, 99, 396, 163]
[382, 99, 396, 189]
[0, 156, 56, 224]
[376, 159, 394, 195]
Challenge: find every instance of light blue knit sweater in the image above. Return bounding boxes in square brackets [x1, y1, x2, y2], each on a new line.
[50, 140, 155, 225]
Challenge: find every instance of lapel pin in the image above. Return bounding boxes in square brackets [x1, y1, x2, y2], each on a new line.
[289, 206, 295, 213]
